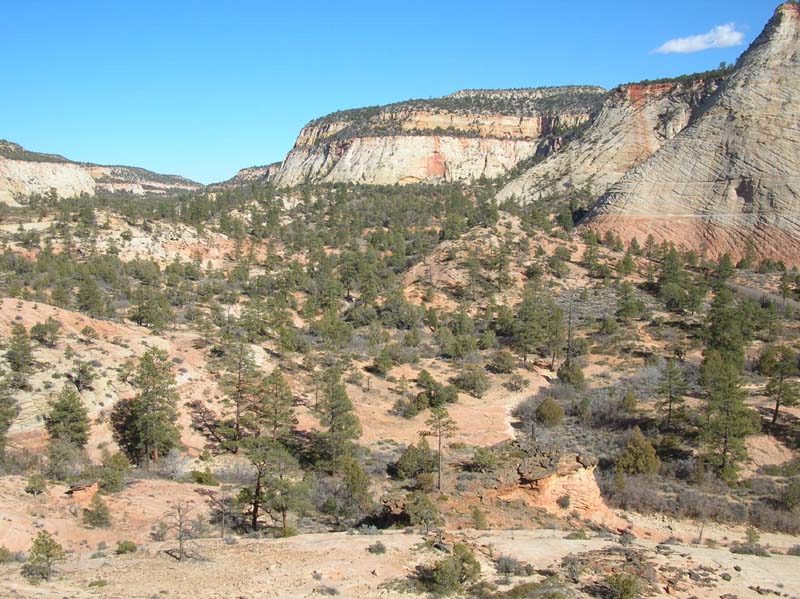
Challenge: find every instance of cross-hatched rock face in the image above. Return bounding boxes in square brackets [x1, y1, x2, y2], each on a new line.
[496, 78, 723, 204]
[588, 2, 800, 266]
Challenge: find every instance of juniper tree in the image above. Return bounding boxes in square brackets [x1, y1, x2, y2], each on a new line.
[615, 427, 660, 475]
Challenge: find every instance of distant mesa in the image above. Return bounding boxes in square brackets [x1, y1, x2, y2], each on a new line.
[269, 86, 608, 187]
[0, 140, 201, 205]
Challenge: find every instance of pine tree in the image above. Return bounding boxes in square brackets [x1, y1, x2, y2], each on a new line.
[705, 288, 748, 369]
[21, 530, 65, 582]
[238, 438, 308, 532]
[83, 493, 111, 528]
[76, 276, 104, 317]
[0, 375, 19, 458]
[317, 369, 361, 464]
[421, 406, 457, 491]
[219, 338, 260, 452]
[700, 352, 758, 479]
[656, 360, 687, 431]
[758, 346, 800, 425]
[512, 290, 541, 362]
[6, 323, 33, 388]
[254, 368, 297, 443]
[45, 385, 90, 448]
[110, 348, 180, 465]
[261, 444, 309, 534]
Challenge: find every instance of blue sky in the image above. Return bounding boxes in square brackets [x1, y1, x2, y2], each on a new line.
[1, 0, 779, 184]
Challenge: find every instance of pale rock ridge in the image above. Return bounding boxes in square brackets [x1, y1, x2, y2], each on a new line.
[274, 135, 544, 186]
[588, 2, 800, 265]
[0, 140, 202, 203]
[0, 158, 96, 206]
[208, 162, 281, 189]
[497, 79, 723, 203]
[272, 87, 607, 187]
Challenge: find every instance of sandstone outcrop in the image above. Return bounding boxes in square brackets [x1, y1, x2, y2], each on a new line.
[588, 2, 800, 265]
[497, 78, 723, 203]
[0, 140, 201, 204]
[494, 449, 631, 531]
[271, 87, 607, 187]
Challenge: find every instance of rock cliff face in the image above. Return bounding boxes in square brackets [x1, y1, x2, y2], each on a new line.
[588, 2, 800, 265]
[0, 157, 96, 205]
[497, 78, 723, 203]
[271, 87, 607, 186]
[0, 141, 201, 204]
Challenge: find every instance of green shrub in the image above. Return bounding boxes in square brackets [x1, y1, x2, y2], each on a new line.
[0, 545, 18, 563]
[535, 396, 564, 428]
[489, 351, 515, 374]
[471, 507, 488, 530]
[115, 540, 137, 555]
[367, 541, 387, 554]
[420, 543, 481, 595]
[557, 360, 585, 389]
[783, 477, 800, 512]
[606, 573, 639, 599]
[24, 473, 47, 496]
[21, 530, 64, 583]
[454, 365, 490, 398]
[469, 447, 497, 473]
[615, 427, 660, 475]
[730, 543, 769, 557]
[404, 492, 441, 533]
[190, 467, 219, 486]
[393, 438, 437, 480]
[83, 494, 111, 528]
[620, 388, 637, 413]
[494, 555, 533, 576]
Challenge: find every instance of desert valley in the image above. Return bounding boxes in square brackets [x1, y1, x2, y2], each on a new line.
[1, 3, 800, 598]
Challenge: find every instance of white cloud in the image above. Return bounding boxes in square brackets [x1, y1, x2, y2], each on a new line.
[653, 23, 744, 54]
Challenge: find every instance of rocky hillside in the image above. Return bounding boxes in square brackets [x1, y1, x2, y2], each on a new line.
[270, 87, 606, 186]
[0, 140, 201, 205]
[497, 76, 725, 204]
[208, 162, 281, 190]
[588, 2, 800, 265]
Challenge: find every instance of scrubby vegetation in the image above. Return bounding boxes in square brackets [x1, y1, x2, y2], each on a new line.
[0, 166, 798, 596]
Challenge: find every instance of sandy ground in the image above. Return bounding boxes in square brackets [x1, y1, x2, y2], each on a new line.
[2, 528, 798, 599]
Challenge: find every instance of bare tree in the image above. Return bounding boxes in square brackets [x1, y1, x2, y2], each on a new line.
[197, 485, 231, 539]
[165, 500, 196, 561]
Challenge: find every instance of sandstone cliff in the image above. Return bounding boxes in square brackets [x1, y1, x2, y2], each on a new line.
[588, 2, 800, 265]
[271, 87, 607, 187]
[497, 78, 723, 204]
[0, 140, 201, 204]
